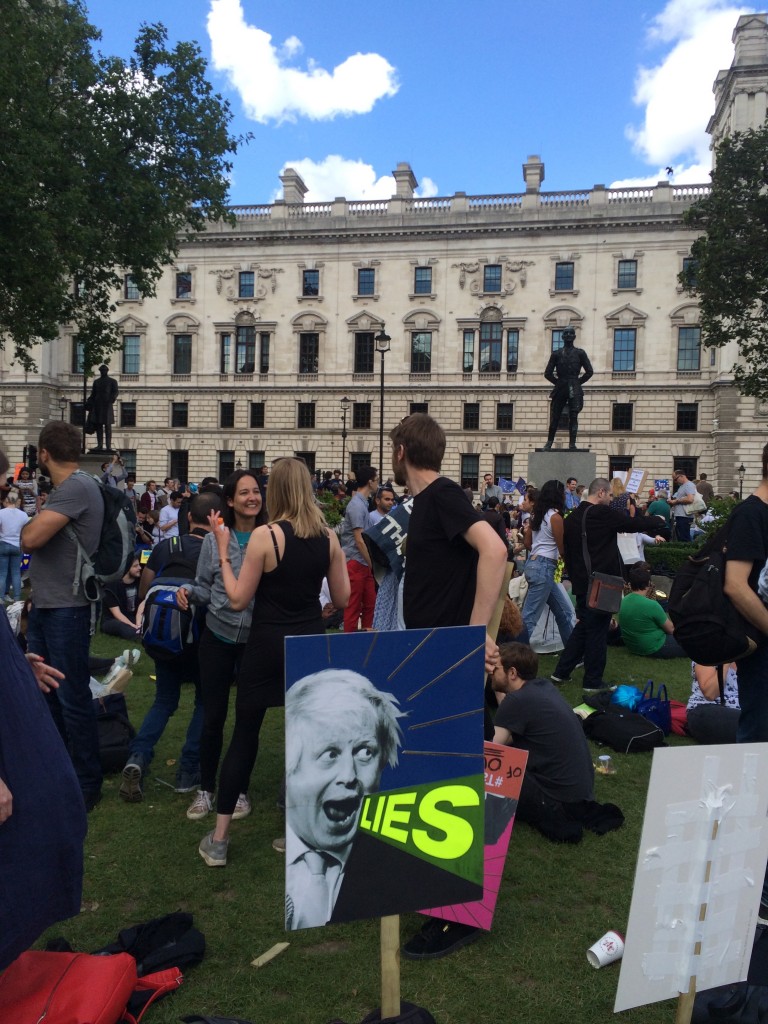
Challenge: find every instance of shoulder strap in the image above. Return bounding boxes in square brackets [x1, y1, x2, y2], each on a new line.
[266, 523, 281, 564]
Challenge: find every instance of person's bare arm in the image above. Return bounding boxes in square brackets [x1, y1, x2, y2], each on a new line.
[463, 519, 507, 672]
[353, 527, 372, 569]
[327, 530, 351, 609]
[662, 617, 675, 635]
[138, 567, 156, 602]
[0, 778, 11, 824]
[493, 725, 512, 745]
[105, 602, 140, 631]
[550, 512, 565, 557]
[20, 509, 70, 551]
[694, 662, 736, 702]
[724, 560, 768, 634]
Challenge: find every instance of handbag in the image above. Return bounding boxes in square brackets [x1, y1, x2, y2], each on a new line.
[685, 492, 707, 516]
[508, 573, 529, 610]
[637, 681, 672, 734]
[582, 507, 625, 614]
[582, 708, 666, 753]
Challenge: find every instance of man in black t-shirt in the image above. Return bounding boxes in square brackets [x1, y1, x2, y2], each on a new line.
[101, 557, 143, 639]
[390, 413, 507, 960]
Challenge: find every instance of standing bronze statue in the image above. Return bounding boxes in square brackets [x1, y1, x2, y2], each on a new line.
[542, 327, 593, 451]
[86, 365, 119, 452]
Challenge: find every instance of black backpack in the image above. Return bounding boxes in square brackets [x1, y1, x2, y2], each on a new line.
[582, 708, 666, 753]
[93, 693, 135, 774]
[668, 516, 762, 666]
[65, 471, 137, 602]
[141, 536, 204, 663]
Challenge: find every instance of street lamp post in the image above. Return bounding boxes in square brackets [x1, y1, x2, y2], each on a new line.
[58, 397, 67, 421]
[739, 463, 745, 500]
[374, 326, 391, 476]
[340, 396, 351, 478]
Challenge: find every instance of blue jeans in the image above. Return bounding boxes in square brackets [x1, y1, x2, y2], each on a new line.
[554, 594, 612, 689]
[130, 656, 203, 775]
[648, 634, 688, 659]
[522, 556, 575, 645]
[0, 541, 22, 599]
[674, 515, 691, 542]
[27, 604, 102, 798]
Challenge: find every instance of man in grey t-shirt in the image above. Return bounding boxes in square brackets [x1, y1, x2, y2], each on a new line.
[339, 466, 378, 632]
[670, 469, 697, 542]
[22, 422, 104, 810]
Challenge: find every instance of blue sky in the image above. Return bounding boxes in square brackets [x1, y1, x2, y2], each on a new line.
[84, 0, 754, 205]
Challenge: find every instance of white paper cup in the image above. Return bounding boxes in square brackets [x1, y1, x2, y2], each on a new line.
[587, 930, 625, 968]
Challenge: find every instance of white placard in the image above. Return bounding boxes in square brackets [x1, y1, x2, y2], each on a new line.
[615, 744, 768, 1013]
[625, 468, 646, 495]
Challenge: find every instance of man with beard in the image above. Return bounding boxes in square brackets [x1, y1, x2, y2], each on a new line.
[21, 421, 104, 810]
[284, 669, 404, 929]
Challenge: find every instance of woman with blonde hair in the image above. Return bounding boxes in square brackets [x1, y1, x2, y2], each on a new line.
[609, 477, 635, 517]
[0, 490, 29, 601]
[198, 457, 350, 867]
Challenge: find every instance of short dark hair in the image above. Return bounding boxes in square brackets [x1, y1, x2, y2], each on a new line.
[389, 414, 446, 472]
[566, 477, 577, 485]
[498, 642, 538, 680]
[589, 477, 610, 496]
[189, 491, 224, 525]
[355, 466, 378, 489]
[201, 476, 219, 488]
[486, 496, 499, 509]
[628, 564, 652, 591]
[38, 421, 81, 463]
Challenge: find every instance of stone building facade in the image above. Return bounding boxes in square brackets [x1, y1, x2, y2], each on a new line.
[1, 13, 767, 494]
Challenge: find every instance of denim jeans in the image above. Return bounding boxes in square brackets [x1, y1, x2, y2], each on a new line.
[27, 604, 103, 798]
[648, 633, 688, 659]
[0, 541, 22, 600]
[673, 515, 691, 542]
[130, 656, 203, 775]
[554, 594, 612, 689]
[522, 556, 575, 645]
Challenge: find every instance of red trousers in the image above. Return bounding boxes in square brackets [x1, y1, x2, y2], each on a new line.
[343, 560, 376, 632]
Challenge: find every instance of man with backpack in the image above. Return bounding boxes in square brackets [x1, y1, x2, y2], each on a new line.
[21, 422, 105, 811]
[120, 491, 223, 803]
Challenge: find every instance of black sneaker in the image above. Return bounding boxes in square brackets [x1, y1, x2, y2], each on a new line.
[119, 758, 144, 803]
[83, 790, 102, 813]
[402, 918, 481, 961]
[551, 673, 571, 684]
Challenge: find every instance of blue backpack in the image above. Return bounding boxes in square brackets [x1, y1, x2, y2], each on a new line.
[141, 536, 203, 662]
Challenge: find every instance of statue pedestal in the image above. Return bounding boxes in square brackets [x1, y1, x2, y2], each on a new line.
[80, 452, 108, 477]
[527, 449, 597, 489]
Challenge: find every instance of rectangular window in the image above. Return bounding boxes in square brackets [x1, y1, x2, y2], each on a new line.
[220, 333, 232, 373]
[411, 332, 432, 373]
[295, 451, 316, 473]
[248, 450, 266, 471]
[235, 326, 255, 373]
[302, 269, 319, 296]
[171, 402, 188, 428]
[350, 452, 372, 474]
[613, 328, 636, 372]
[299, 333, 319, 374]
[463, 402, 480, 430]
[414, 267, 432, 294]
[612, 403, 633, 431]
[238, 271, 254, 298]
[507, 330, 519, 372]
[463, 330, 474, 372]
[260, 333, 270, 374]
[479, 322, 502, 372]
[218, 450, 235, 481]
[496, 403, 514, 431]
[220, 402, 235, 429]
[483, 264, 501, 293]
[617, 259, 637, 289]
[677, 402, 699, 432]
[69, 401, 85, 426]
[410, 402, 428, 415]
[551, 329, 565, 353]
[122, 334, 140, 374]
[494, 455, 513, 481]
[175, 272, 192, 299]
[609, 456, 633, 478]
[682, 256, 698, 289]
[173, 334, 192, 375]
[169, 450, 188, 483]
[120, 402, 136, 428]
[554, 262, 574, 290]
[460, 454, 480, 492]
[677, 326, 701, 371]
[120, 449, 136, 475]
[71, 337, 84, 374]
[354, 332, 374, 374]
[297, 402, 315, 429]
[673, 456, 698, 480]
[357, 268, 375, 295]
[353, 402, 371, 429]
[250, 402, 265, 429]
[124, 275, 140, 301]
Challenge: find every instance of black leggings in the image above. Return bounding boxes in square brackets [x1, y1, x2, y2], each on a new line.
[216, 701, 268, 815]
[197, 627, 245, 794]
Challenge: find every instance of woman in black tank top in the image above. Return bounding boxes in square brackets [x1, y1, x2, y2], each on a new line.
[197, 458, 350, 868]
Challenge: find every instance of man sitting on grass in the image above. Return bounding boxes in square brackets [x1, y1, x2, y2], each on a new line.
[617, 564, 687, 659]
[491, 642, 623, 843]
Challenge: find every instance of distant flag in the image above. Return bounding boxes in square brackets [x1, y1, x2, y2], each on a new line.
[515, 476, 527, 493]
[499, 477, 515, 494]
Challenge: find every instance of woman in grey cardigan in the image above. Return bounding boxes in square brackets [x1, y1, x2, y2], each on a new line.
[178, 470, 265, 820]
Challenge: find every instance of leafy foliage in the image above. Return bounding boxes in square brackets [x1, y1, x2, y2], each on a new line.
[681, 125, 768, 397]
[0, 0, 240, 370]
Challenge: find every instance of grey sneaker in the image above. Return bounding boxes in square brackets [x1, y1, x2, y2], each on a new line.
[232, 793, 252, 820]
[119, 758, 144, 803]
[186, 790, 213, 820]
[199, 831, 228, 867]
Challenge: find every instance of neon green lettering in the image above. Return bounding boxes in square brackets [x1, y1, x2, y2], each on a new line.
[412, 784, 478, 859]
[380, 792, 417, 843]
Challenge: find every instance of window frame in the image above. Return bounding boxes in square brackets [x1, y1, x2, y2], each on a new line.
[677, 326, 701, 371]
[357, 268, 375, 296]
[479, 322, 503, 373]
[460, 454, 480, 492]
[463, 402, 480, 431]
[494, 455, 513, 482]
[220, 402, 235, 429]
[612, 328, 637, 372]
[676, 402, 699, 432]
[409, 402, 428, 416]
[352, 402, 371, 430]
[414, 266, 432, 295]
[169, 450, 189, 483]
[175, 271, 192, 300]
[172, 334, 192, 375]
[297, 402, 316, 429]
[124, 275, 140, 301]
[250, 402, 265, 429]
[617, 259, 638, 289]
[218, 450, 236, 481]
[354, 332, 375, 374]
[496, 402, 514, 431]
[302, 269, 319, 297]
[483, 264, 501, 293]
[299, 332, 319, 375]
[235, 325, 256, 374]
[238, 271, 255, 299]
[611, 403, 633, 432]
[410, 331, 432, 374]
[120, 401, 137, 428]
[171, 401, 189, 428]
[121, 334, 140, 375]
[554, 262, 574, 291]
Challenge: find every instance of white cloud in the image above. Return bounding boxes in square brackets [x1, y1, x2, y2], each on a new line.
[626, 1, 754, 180]
[272, 157, 438, 203]
[207, 0, 398, 123]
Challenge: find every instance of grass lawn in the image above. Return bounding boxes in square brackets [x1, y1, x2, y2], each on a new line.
[44, 634, 702, 1024]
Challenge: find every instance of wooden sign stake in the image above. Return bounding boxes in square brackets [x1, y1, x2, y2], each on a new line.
[380, 915, 401, 1019]
[675, 976, 696, 1024]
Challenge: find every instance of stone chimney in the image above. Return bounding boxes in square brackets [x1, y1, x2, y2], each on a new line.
[280, 168, 308, 205]
[522, 155, 545, 193]
[392, 162, 418, 198]
[733, 13, 768, 66]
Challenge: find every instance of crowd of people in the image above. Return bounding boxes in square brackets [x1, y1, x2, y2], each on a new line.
[2, 413, 767, 976]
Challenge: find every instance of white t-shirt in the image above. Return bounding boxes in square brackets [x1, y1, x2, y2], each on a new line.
[158, 504, 180, 539]
[0, 507, 30, 548]
[530, 508, 560, 560]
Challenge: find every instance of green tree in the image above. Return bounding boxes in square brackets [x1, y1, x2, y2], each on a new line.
[681, 125, 768, 397]
[0, 0, 239, 370]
